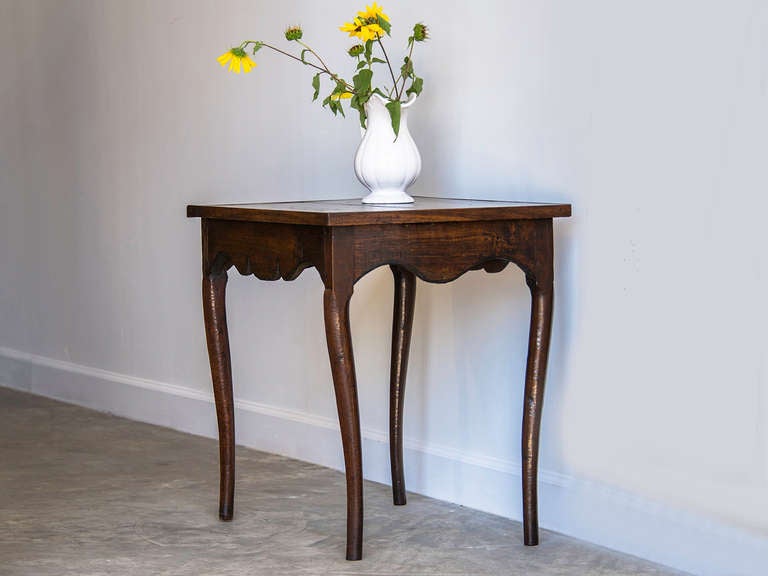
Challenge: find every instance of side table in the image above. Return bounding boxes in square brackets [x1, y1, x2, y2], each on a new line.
[187, 197, 571, 560]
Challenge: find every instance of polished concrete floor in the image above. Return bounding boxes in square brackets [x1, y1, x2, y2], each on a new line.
[0, 387, 686, 576]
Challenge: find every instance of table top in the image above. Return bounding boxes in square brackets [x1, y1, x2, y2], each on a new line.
[187, 197, 572, 227]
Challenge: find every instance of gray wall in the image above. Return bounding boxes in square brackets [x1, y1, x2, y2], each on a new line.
[1, 2, 767, 574]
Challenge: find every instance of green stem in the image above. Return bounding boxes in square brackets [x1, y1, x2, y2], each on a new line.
[375, 36, 400, 100]
[297, 40, 332, 74]
[397, 41, 415, 97]
[241, 40, 354, 91]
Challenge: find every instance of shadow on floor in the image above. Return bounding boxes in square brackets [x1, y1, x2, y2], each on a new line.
[0, 387, 685, 576]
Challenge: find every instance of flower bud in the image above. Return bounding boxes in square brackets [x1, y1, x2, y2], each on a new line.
[284, 26, 303, 41]
[348, 44, 364, 57]
[413, 23, 429, 42]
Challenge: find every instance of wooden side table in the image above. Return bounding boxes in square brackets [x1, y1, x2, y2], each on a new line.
[187, 197, 571, 560]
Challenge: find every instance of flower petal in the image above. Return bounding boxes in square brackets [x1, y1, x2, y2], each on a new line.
[357, 3, 390, 23]
[217, 52, 232, 66]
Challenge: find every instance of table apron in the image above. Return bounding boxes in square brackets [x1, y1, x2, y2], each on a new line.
[202, 218, 553, 288]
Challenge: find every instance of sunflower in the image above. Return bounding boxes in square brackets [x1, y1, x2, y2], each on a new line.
[217, 47, 256, 74]
[357, 3, 389, 23]
[339, 17, 384, 42]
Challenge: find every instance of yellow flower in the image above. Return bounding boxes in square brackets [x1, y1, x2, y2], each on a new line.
[331, 92, 353, 100]
[360, 23, 384, 41]
[339, 17, 384, 42]
[217, 47, 256, 74]
[357, 3, 389, 23]
[340, 18, 365, 39]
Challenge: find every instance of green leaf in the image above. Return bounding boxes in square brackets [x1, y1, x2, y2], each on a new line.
[377, 15, 391, 35]
[252, 41, 263, 54]
[364, 40, 373, 60]
[349, 95, 367, 129]
[353, 68, 373, 95]
[357, 60, 367, 70]
[400, 57, 413, 78]
[300, 49, 310, 63]
[385, 100, 401, 140]
[371, 58, 386, 64]
[322, 95, 331, 108]
[312, 73, 321, 101]
[406, 76, 423, 97]
[356, 106, 367, 129]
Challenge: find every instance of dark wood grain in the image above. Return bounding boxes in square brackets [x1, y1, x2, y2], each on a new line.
[205, 220, 325, 283]
[348, 219, 552, 285]
[190, 197, 570, 559]
[389, 265, 416, 506]
[322, 228, 363, 561]
[202, 268, 235, 521]
[188, 196, 571, 226]
[520, 221, 554, 546]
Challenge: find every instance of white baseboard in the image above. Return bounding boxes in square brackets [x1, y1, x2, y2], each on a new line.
[1, 345, 766, 576]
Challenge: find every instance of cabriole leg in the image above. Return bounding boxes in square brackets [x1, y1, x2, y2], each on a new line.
[521, 274, 553, 546]
[389, 265, 416, 506]
[202, 271, 236, 521]
[324, 287, 364, 560]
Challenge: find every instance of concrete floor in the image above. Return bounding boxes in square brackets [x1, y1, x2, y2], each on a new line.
[0, 387, 686, 576]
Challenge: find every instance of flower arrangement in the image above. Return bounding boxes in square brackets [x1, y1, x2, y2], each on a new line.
[217, 3, 428, 138]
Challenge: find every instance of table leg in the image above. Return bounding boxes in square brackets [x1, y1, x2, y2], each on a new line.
[522, 273, 553, 545]
[389, 265, 416, 506]
[202, 271, 236, 521]
[323, 287, 364, 561]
